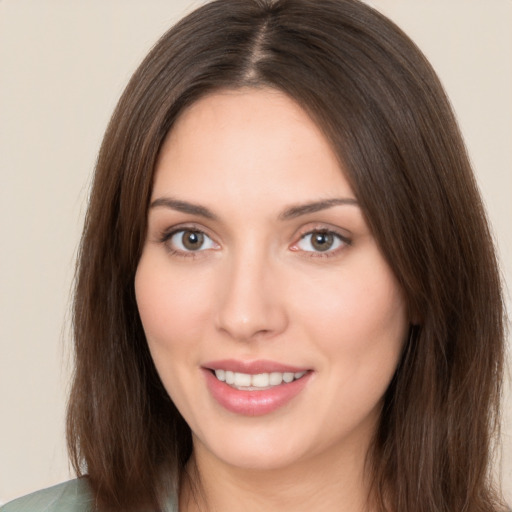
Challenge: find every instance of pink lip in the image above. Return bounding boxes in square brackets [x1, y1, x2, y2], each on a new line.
[202, 360, 312, 416]
[203, 359, 308, 374]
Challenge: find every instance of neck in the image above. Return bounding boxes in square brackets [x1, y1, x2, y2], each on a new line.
[180, 436, 373, 512]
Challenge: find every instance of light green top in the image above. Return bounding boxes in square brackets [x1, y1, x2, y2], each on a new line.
[0, 479, 178, 512]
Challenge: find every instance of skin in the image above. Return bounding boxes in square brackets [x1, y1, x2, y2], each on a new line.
[135, 88, 409, 512]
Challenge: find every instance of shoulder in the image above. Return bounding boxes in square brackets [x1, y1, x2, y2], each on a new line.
[1, 479, 93, 512]
[1, 479, 180, 512]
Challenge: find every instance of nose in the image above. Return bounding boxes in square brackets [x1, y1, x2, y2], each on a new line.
[214, 248, 288, 342]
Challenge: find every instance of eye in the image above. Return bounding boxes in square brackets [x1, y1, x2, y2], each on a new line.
[296, 230, 348, 253]
[167, 229, 217, 252]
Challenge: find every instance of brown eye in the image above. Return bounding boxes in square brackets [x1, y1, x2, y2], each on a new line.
[182, 231, 204, 250]
[311, 232, 335, 251]
[168, 229, 216, 252]
[296, 230, 348, 254]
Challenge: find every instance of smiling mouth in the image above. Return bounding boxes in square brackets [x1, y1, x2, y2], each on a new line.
[212, 369, 308, 390]
[204, 363, 312, 415]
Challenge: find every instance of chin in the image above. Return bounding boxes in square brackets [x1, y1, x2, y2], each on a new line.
[192, 422, 316, 471]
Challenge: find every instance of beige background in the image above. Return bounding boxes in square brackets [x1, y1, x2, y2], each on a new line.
[0, 0, 510, 505]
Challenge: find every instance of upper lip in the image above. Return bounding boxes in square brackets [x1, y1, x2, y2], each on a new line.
[203, 359, 310, 374]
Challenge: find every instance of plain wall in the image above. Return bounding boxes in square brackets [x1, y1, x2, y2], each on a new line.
[1, 0, 510, 505]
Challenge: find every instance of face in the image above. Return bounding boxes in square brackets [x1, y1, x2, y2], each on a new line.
[135, 88, 408, 472]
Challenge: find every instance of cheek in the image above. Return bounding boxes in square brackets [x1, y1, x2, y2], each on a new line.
[292, 251, 408, 372]
[134, 254, 219, 417]
[134, 255, 213, 357]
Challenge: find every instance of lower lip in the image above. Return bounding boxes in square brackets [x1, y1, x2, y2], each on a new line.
[203, 369, 311, 416]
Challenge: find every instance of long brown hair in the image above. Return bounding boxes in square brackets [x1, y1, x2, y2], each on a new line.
[67, 0, 506, 510]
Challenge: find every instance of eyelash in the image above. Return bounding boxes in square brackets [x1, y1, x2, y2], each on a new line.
[292, 228, 351, 258]
[157, 225, 351, 259]
[159, 225, 218, 258]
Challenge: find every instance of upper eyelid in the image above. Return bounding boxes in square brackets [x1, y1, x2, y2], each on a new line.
[158, 223, 215, 240]
[290, 230, 351, 260]
[290, 224, 353, 253]
[159, 226, 219, 256]
[294, 230, 351, 248]
[154, 222, 352, 248]
[300, 230, 351, 243]
[294, 223, 352, 241]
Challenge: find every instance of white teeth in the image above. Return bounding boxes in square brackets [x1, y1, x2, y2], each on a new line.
[213, 369, 307, 389]
[282, 372, 294, 383]
[234, 372, 251, 387]
[269, 372, 283, 385]
[252, 373, 270, 387]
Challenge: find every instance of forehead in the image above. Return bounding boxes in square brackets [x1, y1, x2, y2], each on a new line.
[153, 87, 354, 208]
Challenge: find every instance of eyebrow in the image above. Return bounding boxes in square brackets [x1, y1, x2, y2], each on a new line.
[150, 196, 359, 221]
[150, 197, 218, 220]
[278, 198, 359, 220]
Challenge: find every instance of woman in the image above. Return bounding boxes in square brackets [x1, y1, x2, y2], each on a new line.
[2, 0, 506, 511]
